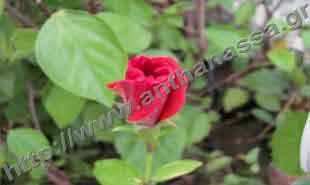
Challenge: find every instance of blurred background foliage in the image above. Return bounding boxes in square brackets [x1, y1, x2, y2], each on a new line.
[0, 0, 310, 185]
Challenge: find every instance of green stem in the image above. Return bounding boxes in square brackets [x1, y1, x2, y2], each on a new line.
[144, 151, 154, 184]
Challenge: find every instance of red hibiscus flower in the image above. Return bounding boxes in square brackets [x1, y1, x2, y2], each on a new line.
[107, 55, 188, 127]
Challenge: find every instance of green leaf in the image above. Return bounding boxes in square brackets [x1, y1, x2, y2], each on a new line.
[11, 29, 37, 61]
[7, 128, 51, 157]
[234, 1, 256, 26]
[152, 160, 202, 182]
[240, 69, 289, 95]
[293, 179, 310, 185]
[205, 25, 245, 58]
[43, 85, 86, 128]
[157, 25, 188, 50]
[93, 159, 140, 185]
[115, 124, 187, 176]
[223, 88, 249, 112]
[301, 31, 310, 48]
[271, 111, 308, 176]
[103, 0, 155, 26]
[267, 48, 296, 72]
[97, 13, 152, 53]
[35, 10, 127, 107]
[255, 93, 280, 112]
[251, 109, 274, 124]
[173, 105, 212, 145]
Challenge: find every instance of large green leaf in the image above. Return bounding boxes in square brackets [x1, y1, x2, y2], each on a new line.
[43, 85, 86, 128]
[271, 111, 308, 176]
[35, 10, 127, 107]
[152, 160, 202, 182]
[103, 0, 155, 26]
[7, 128, 51, 158]
[223, 88, 249, 112]
[267, 48, 296, 72]
[93, 159, 140, 185]
[97, 13, 152, 54]
[240, 69, 289, 95]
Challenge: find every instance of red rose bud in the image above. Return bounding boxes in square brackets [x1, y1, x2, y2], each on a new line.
[107, 55, 188, 127]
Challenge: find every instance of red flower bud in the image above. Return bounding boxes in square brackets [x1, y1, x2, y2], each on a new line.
[107, 55, 188, 127]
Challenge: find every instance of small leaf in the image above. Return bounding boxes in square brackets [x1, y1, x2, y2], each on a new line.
[152, 160, 202, 182]
[235, 1, 256, 26]
[173, 106, 212, 145]
[35, 10, 127, 107]
[255, 93, 280, 112]
[267, 48, 296, 72]
[7, 128, 51, 157]
[93, 159, 140, 185]
[43, 85, 86, 128]
[251, 109, 274, 124]
[223, 88, 249, 112]
[205, 25, 244, 58]
[240, 69, 289, 95]
[97, 13, 152, 53]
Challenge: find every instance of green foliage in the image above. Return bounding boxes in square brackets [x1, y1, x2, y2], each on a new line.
[152, 160, 202, 182]
[240, 69, 289, 95]
[267, 48, 296, 72]
[11, 29, 37, 61]
[272, 111, 308, 176]
[94, 159, 140, 185]
[255, 93, 281, 112]
[43, 85, 86, 128]
[97, 13, 152, 53]
[7, 128, 51, 157]
[251, 109, 274, 124]
[103, 0, 155, 26]
[35, 10, 127, 107]
[234, 1, 256, 26]
[223, 88, 249, 112]
[0, 1, 309, 184]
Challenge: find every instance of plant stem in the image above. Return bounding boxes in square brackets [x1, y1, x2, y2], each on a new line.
[144, 151, 154, 184]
